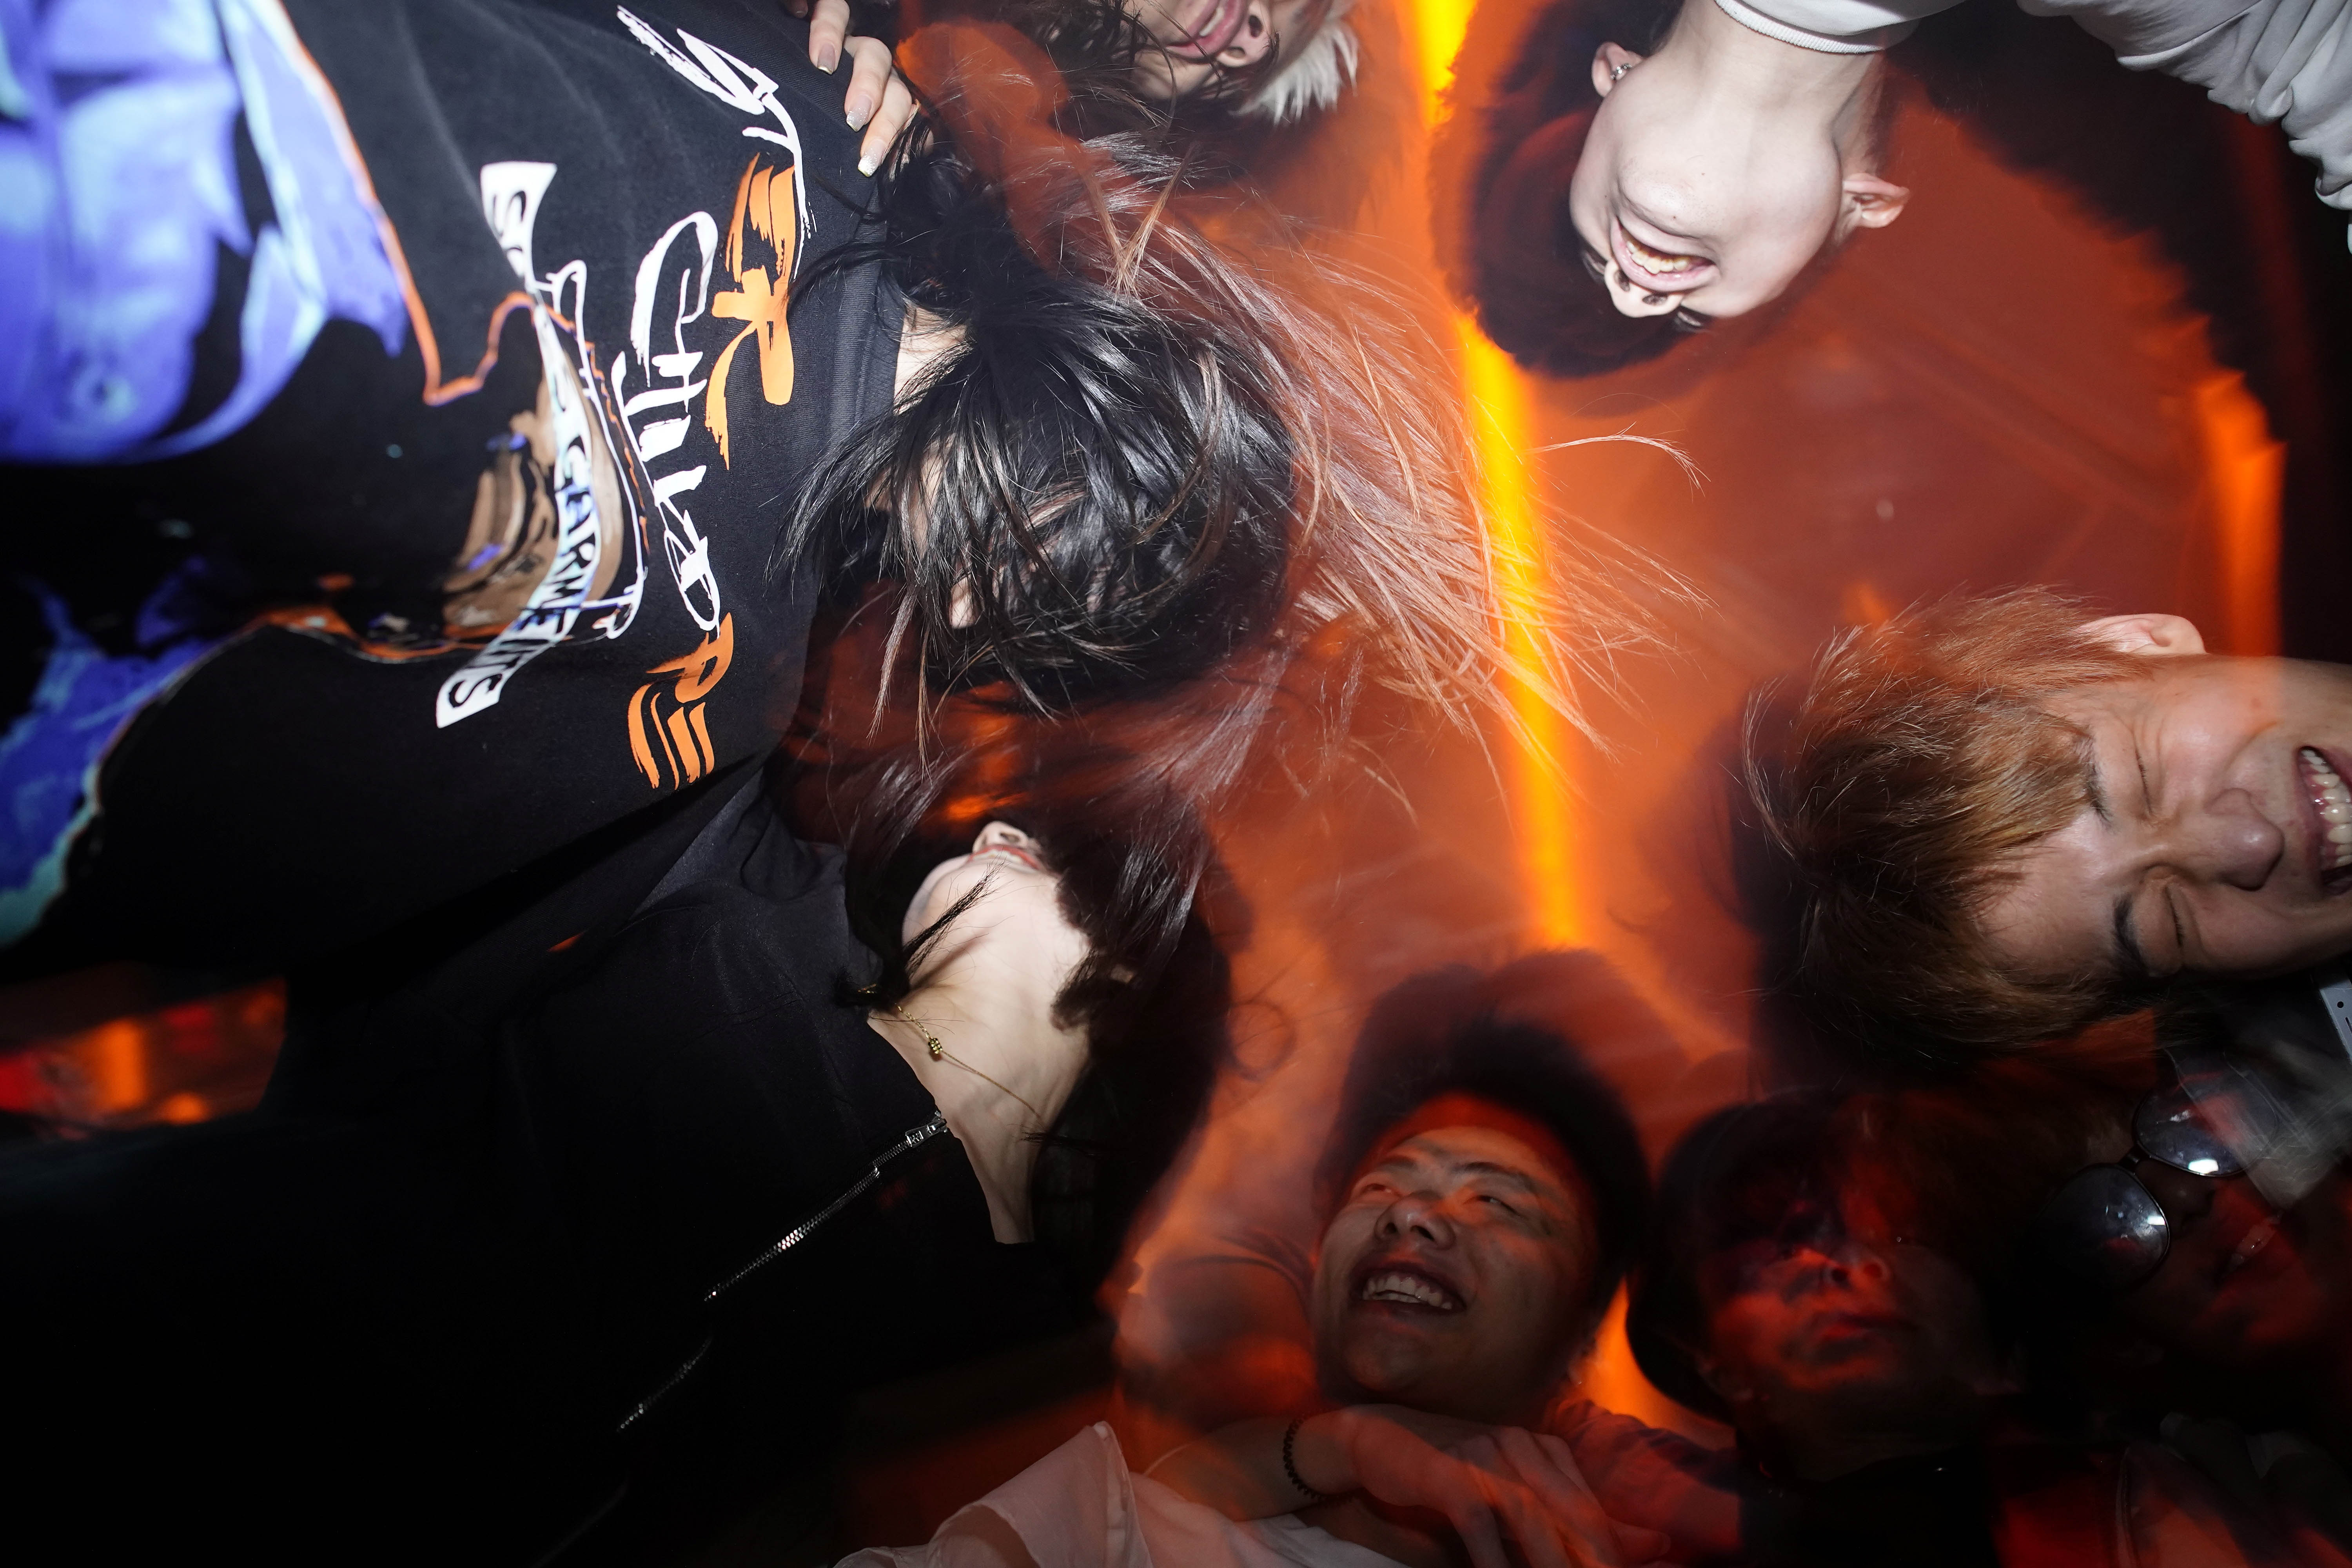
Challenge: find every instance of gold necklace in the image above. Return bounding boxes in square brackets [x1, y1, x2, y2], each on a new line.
[887, 1001, 1046, 1129]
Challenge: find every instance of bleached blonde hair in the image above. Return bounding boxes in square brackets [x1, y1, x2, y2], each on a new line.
[1241, 0, 1360, 123]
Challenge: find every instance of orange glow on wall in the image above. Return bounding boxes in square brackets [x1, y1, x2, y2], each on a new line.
[2190, 369, 2285, 656]
[1416, 0, 1580, 946]
[1461, 323, 1583, 946]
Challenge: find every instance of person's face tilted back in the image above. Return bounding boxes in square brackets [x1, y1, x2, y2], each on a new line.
[1125, 0, 1325, 100]
[2073, 1095, 2352, 1378]
[1978, 616, 2352, 988]
[1566, 0, 1908, 321]
[1694, 1174, 2010, 1470]
[1309, 1114, 1599, 1426]
[901, 821, 1093, 1000]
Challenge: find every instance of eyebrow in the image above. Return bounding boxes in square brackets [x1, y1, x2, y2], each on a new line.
[1453, 1159, 1547, 1196]
[1367, 1154, 1548, 1197]
[2081, 730, 2112, 826]
[2081, 730, 2152, 982]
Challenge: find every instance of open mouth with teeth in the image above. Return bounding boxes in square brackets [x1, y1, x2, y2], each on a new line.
[2299, 747, 2352, 892]
[1354, 1264, 1466, 1314]
[1614, 221, 1708, 286]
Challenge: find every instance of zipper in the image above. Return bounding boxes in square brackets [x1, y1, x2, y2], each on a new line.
[615, 1111, 951, 1433]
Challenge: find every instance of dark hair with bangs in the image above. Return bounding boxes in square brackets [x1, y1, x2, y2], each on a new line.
[797, 722, 1241, 1290]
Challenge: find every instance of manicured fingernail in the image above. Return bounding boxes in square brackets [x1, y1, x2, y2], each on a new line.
[858, 151, 879, 177]
[846, 92, 874, 130]
[817, 42, 840, 72]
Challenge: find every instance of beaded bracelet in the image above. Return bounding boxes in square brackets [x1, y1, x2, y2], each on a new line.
[1282, 1416, 1335, 1505]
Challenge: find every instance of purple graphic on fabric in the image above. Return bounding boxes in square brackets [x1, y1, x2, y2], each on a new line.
[0, 0, 407, 464]
[0, 567, 232, 943]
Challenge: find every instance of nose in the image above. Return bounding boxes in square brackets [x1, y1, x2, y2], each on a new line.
[1223, 0, 1273, 64]
[974, 821, 1036, 854]
[2136, 1161, 2220, 1223]
[1376, 1190, 1456, 1248]
[1790, 1238, 1890, 1294]
[2162, 792, 2282, 891]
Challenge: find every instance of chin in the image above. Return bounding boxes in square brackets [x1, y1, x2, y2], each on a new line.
[1329, 1344, 1435, 1404]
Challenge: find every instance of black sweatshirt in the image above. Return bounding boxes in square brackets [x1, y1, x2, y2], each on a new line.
[1, 0, 898, 977]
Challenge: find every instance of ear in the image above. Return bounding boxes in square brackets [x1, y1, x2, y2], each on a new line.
[1840, 173, 1910, 231]
[1691, 1348, 1750, 1406]
[2078, 613, 2206, 659]
[1592, 42, 1643, 97]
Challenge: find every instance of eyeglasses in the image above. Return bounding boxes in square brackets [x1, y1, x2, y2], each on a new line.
[2033, 1055, 2289, 1292]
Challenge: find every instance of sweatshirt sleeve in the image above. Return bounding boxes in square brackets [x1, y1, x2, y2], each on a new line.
[1708, 0, 1966, 52]
[2019, 0, 2352, 210]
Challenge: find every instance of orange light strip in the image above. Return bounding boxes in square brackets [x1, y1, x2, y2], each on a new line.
[2190, 370, 2285, 657]
[1414, 0, 1580, 947]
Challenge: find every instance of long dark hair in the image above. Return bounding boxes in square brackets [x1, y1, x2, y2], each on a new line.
[786, 22, 1667, 764]
[788, 713, 1241, 1291]
[784, 27, 1293, 714]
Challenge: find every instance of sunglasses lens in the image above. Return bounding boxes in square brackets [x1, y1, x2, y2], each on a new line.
[2136, 1082, 2244, 1178]
[2035, 1166, 2170, 1291]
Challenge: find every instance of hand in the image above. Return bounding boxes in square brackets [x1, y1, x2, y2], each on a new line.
[784, 0, 918, 174]
[1552, 1400, 1742, 1559]
[1299, 1406, 1675, 1568]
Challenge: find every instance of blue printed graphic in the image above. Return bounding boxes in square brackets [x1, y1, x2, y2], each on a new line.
[0, 568, 232, 943]
[0, 0, 408, 463]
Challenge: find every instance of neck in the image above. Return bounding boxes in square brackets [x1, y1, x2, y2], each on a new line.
[1752, 1416, 1976, 1484]
[868, 971, 1089, 1244]
[1673, 0, 1882, 147]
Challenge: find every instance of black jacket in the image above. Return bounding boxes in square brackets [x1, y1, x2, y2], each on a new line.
[0, 777, 1085, 1564]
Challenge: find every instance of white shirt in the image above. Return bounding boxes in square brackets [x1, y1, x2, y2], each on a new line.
[1717, 0, 2352, 208]
[838, 1423, 1408, 1568]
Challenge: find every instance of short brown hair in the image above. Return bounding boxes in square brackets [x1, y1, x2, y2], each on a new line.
[1748, 589, 2152, 1058]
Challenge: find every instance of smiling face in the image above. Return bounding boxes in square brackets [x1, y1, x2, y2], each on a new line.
[1564, 27, 1906, 323]
[1978, 641, 2352, 989]
[1309, 1122, 1599, 1426]
[902, 821, 1093, 998]
[1697, 1183, 2007, 1459]
[1125, 0, 1321, 100]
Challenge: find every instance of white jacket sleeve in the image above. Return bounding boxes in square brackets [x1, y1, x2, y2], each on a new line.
[835, 1423, 1409, 1568]
[2018, 0, 2352, 209]
[837, 1424, 1154, 1568]
[1709, 0, 1966, 52]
